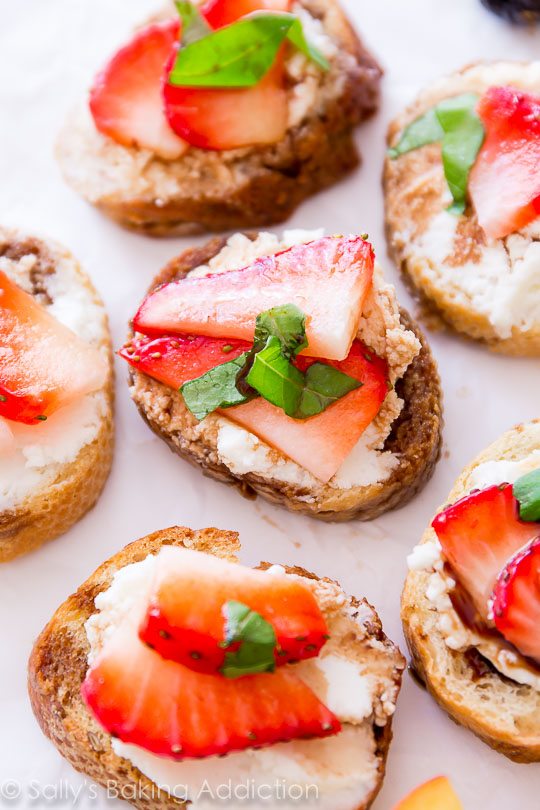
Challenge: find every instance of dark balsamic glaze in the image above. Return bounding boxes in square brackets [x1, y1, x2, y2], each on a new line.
[444, 564, 540, 677]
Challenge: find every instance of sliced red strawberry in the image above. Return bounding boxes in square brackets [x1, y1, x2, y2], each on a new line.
[492, 537, 540, 663]
[82, 619, 340, 759]
[0, 271, 107, 425]
[163, 49, 288, 150]
[432, 484, 538, 622]
[119, 334, 250, 387]
[139, 546, 328, 672]
[162, 0, 289, 150]
[201, 0, 291, 28]
[469, 86, 540, 240]
[134, 237, 375, 361]
[90, 21, 188, 160]
[226, 340, 388, 483]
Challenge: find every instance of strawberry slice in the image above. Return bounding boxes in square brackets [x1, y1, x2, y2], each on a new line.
[139, 546, 328, 672]
[90, 21, 188, 160]
[200, 0, 291, 28]
[432, 484, 538, 622]
[163, 51, 288, 150]
[162, 0, 289, 150]
[82, 619, 341, 760]
[492, 537, 540, 663]
[469, 86, 540, 240]
[133, 237, 375, 362]
[0, 271, 107, 425]
[119, 334, 250, 387]
[226, 340, 388, 482]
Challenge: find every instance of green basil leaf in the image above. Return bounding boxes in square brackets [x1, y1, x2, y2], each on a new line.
[221, 600, 276, 679]
[169, 12, 328, 88]
[388, 93, 484, 216]
[181, 352, 250, 420]
[296, 362, 362, 418]
[435, 93, 484, 215]
[388, 107, 444, 159]
[174, 1, 211, 46]
[247, 336, 362, 420]
[514, 469, 540, 522]
[246, 336, 305, 416]
[254, 303, 307, 358]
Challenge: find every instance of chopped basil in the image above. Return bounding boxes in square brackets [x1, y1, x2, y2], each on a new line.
[174, 1, 211, 45]
[181, 304, 362, 421]
[388, 93, 484, 216]
[247, 336, 306, 416]
[297, 362, 362, 418]
[169, 10, 329, 89]
[254, 303, 307, 358]
[221, 600, 276, 679]
[247, 337, 361, 419]
[180, 352, 250, 420]
[388, 108, 443, 158]
[514, 468, 540, 522]
[436, 94, 485, 215]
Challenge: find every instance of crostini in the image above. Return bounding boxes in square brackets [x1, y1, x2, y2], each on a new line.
[56, 0, 381, 236]
[119, 230, 442, 521]
[385, 62, 540, 355]
[29, 525, 405, 810]
[0, 228, 113, 561]
[402, 420, 540, 762]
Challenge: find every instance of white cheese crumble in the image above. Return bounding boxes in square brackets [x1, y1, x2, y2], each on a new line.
[413, 211, 540, 340]
[0, 245, 108, 512]
[468, 451, 540, 492]
[84, 553, 382, 810]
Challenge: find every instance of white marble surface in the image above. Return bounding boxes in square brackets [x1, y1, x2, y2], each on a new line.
[0, 0, 539, 807]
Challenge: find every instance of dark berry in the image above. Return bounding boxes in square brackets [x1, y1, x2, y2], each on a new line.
[481, 0, 540, 24]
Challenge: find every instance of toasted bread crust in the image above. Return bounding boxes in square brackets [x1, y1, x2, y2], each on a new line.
[383, 61, 540, 356]
[56, 0, 381, 236]
[29, 526, 403, 810]
[0, 232, 114, 562]
[402, 420, 540, 763]
[127, 237, 442, 521]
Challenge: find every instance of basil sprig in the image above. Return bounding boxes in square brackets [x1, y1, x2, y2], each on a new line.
[180, 303, 363, 422]
[514, 469, 540, 522]
[221, 601, 276, 679]
[169, 6, 329, 89]
[389, 93, 485, 215]
[254, 304, 307, 358]
[181, 352, 251, 420]
[247, 336, 361, 418]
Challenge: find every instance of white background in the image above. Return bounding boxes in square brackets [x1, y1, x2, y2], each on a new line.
[1, 1, 539, 807]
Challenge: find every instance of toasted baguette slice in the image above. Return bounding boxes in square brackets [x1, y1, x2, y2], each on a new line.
[402, 420, 540, 763]
[56, 0, 381, 236]
[29, 525, 405, 810]
[0, 229, 114, 561]
[126, 234, 442, 522]
[384, 61, 540, 356]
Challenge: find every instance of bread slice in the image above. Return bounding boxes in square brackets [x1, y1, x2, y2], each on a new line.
[29, 525, 405, 810]
[384, 61, 540, 356]
[56, 0, 381, 236]
[126, 234, 442, 522]
[0, 229, 114, 561]
[402, 420, 540, 763]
